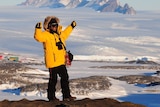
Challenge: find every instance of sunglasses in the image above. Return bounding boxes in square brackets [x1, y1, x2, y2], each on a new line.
[51, 23, 58, 27]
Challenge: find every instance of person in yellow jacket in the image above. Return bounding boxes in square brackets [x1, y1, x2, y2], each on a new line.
[34, 16, 76, 101]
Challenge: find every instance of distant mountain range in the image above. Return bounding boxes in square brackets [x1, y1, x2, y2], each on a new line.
[19, 0, 136, 15]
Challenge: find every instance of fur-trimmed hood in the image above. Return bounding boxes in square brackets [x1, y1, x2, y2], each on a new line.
[43, 16, 60, 30]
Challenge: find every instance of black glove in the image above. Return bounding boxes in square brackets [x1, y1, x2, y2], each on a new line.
[71, 21, 76, 28]
[35, 22, 42, 29]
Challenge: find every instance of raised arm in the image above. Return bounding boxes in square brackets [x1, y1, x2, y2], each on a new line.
[61, 21, 77, 40]
[34, 22, 46, 42]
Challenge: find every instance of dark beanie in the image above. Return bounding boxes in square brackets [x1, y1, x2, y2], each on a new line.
[49, 18, 58, 24]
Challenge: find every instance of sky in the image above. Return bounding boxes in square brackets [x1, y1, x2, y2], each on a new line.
[0, 0, 160, 11]
[0, 0, 25, 6]
[119, 0, 160, 11]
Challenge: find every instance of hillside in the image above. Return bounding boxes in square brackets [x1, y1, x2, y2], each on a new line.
[0, 60, 160, 107]
[0, 98, 146, 107]
[0, 61, 153, 107]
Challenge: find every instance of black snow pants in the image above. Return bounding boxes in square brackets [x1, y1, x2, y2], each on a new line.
[47, 65, 71, 100]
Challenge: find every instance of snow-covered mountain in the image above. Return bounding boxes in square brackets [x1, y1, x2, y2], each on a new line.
[20, 0, 136, 15]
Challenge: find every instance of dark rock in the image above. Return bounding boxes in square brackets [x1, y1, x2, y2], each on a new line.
[155, 71, 160, 75]
[147, 82, 160, 86]
[115, 75, 160, 84]
[20, 76, 112, 96]
[0, 98, 146, 107]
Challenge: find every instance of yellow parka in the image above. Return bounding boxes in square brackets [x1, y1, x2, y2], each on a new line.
[34, 23, 73, 68]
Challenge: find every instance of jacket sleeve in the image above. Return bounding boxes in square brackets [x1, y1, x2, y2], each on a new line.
[34, 28, 46, 42]
[61, 25, 73, 40]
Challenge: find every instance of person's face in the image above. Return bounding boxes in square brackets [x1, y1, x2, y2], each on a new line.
[50, 23, 58, 31]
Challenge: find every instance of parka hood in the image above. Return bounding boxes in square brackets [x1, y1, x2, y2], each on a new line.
[43, 16, 60, 30]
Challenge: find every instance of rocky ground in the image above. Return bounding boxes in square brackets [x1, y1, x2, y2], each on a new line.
[0, 98, 145, 107]
[0, 60, 160, 107]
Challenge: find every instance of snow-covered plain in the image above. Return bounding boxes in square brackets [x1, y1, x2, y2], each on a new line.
[0, 6, 160, 107]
